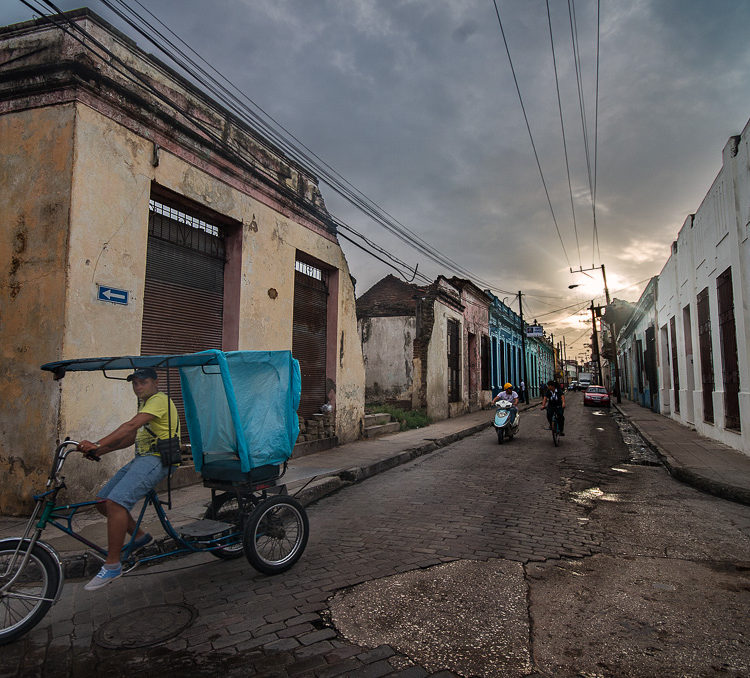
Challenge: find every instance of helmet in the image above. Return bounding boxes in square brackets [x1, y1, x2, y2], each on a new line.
[503, 383, 512, 389]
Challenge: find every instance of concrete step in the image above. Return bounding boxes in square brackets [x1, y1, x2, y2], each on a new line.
[363, 421, 401, 438]
[364, 412, 393, 427]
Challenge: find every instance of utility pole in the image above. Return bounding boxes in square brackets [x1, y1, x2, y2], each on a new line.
[518, 291, 529, 403]
[590, 301, 603, 386]
[599, 265, 622, 402]
[571, 263, 621, 402]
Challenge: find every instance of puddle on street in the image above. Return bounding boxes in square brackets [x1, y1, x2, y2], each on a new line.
[570, 486, 620, 506]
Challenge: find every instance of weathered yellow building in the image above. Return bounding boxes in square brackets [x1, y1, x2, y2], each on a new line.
[0, 10, 364, 514]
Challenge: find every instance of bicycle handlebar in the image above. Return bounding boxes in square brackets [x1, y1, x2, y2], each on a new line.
[62, 441, 100, 462]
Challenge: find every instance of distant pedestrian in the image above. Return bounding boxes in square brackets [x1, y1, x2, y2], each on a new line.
[520, 380, 527, 404]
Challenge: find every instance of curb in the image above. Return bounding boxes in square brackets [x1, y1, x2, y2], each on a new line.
[296, 420, 493, 507]
[613, 403, 750, 506]
[60, 417, 498, 579]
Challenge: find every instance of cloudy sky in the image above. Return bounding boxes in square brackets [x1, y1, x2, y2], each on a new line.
[4, 0, 750, 355]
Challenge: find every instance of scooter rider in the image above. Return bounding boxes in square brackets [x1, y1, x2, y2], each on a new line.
[492, 383, 519, 424]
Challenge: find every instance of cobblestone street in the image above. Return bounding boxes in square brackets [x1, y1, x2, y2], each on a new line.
[3, 394, 749, 677]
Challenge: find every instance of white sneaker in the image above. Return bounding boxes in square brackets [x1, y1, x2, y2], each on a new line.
[84, 565, 122, 591]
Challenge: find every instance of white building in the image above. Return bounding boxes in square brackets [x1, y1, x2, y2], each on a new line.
[618, 278, 660, 412]
[655, 119, 750, 453]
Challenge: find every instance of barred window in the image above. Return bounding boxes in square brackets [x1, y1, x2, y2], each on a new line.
[149, 200, 220, 236]
[295, 259, 323, 281]
[148, 199, 224, 259]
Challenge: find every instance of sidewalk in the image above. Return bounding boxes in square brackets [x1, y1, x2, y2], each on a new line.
[614, 398, 750, 505]
[0, 402, 538, 576]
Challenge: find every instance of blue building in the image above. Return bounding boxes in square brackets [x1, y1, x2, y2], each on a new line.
[486, 292, 555, 398]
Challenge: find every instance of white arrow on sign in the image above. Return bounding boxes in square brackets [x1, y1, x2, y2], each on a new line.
[97, 285, 129, 305]
[102, 288, 127, 301]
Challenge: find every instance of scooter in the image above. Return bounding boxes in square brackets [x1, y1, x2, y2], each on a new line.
[493, 399, 520, 444]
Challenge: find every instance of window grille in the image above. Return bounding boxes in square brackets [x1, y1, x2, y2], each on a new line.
[148, 199, 224, 258]
[295, 259, 324, 281]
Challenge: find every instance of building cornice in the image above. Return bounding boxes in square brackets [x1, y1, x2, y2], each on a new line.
[0, 10, 336, 241]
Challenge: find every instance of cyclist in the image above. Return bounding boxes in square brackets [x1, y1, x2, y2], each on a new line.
[540, 380, 565, 435]
[76, 367, 180, 591]
[492, 382, 519, 424]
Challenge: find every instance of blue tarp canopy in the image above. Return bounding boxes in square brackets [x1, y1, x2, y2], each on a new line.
[41, 350, 302, 472]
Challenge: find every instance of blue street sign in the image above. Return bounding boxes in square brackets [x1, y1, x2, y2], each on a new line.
[97, 285, 129, 305]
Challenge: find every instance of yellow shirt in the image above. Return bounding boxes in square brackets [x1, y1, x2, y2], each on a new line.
[134, 392, 180, 456]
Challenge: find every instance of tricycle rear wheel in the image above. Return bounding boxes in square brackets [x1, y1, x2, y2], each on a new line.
[243, 496, 308, 575]
[204, 494, 245, 560]
[0, 539, 61, 646]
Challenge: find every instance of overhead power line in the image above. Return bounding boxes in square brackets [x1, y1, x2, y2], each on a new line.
[546, 0, 582, 270]
[568, 0, 601, 267]
[32, 0, 521, 296]
[490, 0, 571, 269]
[18, 0, 432, 287]
[593, 0, 602, 264]
[534, 299, 591, 319]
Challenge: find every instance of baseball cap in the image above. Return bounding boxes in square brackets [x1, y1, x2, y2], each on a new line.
[126, 367, 158, 381]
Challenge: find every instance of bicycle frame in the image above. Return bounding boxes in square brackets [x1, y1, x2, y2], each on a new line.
[4, 441, 245, 585]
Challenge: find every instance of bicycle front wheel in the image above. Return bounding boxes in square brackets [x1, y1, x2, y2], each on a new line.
[0, 539, 61, 645]
[552, 420, 559, 447]
[243, 496, 309, 575]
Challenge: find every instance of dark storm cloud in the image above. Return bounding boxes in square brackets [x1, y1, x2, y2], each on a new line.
[2, 0, 749, 344]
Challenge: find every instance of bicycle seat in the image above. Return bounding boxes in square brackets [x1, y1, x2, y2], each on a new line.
[201, 452, 281, 485]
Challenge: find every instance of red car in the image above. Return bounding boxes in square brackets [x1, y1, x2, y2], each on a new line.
[583, 385, 611, 407]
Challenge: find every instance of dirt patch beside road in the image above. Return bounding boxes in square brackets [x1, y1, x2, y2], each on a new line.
[330, 559, 531, 677]
[527, 554, 750, 677]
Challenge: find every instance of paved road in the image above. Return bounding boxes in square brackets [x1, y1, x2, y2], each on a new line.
[4, 393, 749, 677]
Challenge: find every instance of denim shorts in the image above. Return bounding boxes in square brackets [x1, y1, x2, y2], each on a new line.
[97, 455, 169, 510]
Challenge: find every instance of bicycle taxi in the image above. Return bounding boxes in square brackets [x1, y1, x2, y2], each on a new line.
[0, 349, 309, 645]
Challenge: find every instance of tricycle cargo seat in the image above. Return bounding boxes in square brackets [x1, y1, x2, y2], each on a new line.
[201, 452, 281, 485]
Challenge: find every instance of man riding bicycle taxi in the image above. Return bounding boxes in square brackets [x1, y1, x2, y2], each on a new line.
[540, 379, 565, 435]
[76, 367, 180, 591]
[492, 382, 519, 424]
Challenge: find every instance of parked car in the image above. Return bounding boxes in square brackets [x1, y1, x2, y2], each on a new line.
[583, 385, 611, 407]
[567, 381, 578, 391]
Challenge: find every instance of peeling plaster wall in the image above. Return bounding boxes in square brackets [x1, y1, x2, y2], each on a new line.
[58, 103, 154, 498]
[0, 13, 365, 512]
[0, 105, 75, 514]
[426, 301, 463, 421]
[358, 315, 415, 404]
[459, 287, 491, 411]
[56, 105, 365, 499]
[1, 102, 365, 511]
